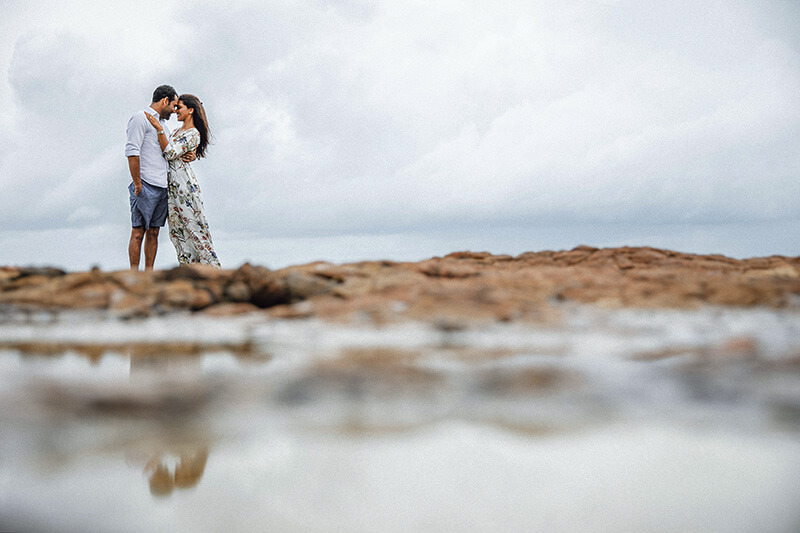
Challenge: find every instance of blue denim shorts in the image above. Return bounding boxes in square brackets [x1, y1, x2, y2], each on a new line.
[129, 180, 168, 229]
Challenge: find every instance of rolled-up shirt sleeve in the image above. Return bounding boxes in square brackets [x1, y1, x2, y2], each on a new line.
[125, 114, 146, 157]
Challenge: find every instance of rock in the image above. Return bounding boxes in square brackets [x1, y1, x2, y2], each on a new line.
[203, 302, 262, 316]
[4, 275, 53, 291]
[224, 281, 252, 302]
[2, 248, 800, 322]
[285, 272, 337, 301]
[110, 290, 155, 319]
[250, 277, 290, 308]
[416, 260, 481, 278]
[17, 267, 66, 278]
[109, 270, 157, 294]
[232, 263, 272, 291]
[195, 280, 224, 302]
[160, 264, 227, 281]
[553, 247, 595, 265]
[627, 249, 668, 264]
[51, 281, 116, 309]
[189, 288, 215, 310]
[159, 280, 198, 310]
[744, 263, 799, 280]
[615, 255, 635, 269]
[445, 251, 493, 260]
[0, 267, 22, 284]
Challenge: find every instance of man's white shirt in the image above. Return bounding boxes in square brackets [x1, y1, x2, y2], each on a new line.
[125, 108, 170, 188]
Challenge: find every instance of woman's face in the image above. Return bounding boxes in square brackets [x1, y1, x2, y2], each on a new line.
[175, 101, 193, 122]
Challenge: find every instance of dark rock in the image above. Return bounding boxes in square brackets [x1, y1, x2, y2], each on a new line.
[250, 277, 290, 308]
[17, 267, 66, 278]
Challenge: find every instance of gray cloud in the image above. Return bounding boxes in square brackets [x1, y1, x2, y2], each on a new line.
[1, 0, 798, 267]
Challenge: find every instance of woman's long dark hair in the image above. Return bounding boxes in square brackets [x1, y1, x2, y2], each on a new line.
[179, 94, 212, 158]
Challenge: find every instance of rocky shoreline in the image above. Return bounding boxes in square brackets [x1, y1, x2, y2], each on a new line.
[2, 246, 799, 323]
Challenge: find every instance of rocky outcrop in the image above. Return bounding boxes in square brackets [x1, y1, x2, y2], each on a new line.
[1, 246, 799, 323]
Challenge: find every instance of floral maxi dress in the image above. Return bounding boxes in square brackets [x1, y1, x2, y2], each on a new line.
[163, 128, 221, 267]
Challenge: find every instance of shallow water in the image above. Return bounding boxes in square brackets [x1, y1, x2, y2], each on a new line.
[1, 306, 800, 532]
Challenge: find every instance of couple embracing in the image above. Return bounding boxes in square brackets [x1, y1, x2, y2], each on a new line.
[125, 84, 220, 270]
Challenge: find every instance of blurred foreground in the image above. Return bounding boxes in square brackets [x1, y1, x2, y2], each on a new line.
[1, 303, 799, 532]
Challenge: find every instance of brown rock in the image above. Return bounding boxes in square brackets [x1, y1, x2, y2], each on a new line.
[161, 264, 228, 281]
[110, 290, 155, 318]
[446, 251, 492, 260]
[109, 270, 157, 294]
[203, 302, 262, 316]
[4, 274, 53, 291]
[232, 263, 273, 291]
[51, 281, 116, 309]
[690, 258, 738, 271]
[189, 288, 215, 310]
[285, 271, 338, 301]
[195, 280, 224, 302]
[0, 267, 22, 284]
[553, 247, 595, 265]
[627, 249, 668, 264]
[744, 263, 799, 280]
[224, 281, 252, 302]
[584, 249, 617, 265]
[159, 280, 197, 309]
[615, 255, 635, 270]
[417, 261, 481, 278]
[3, 247, 800, 321]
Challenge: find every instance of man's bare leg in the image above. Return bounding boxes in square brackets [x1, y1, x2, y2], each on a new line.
[143, 227, 160, 270]
[129, 227, 145, 270]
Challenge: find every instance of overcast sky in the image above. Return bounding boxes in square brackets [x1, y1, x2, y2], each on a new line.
[1, 0, 798, 269]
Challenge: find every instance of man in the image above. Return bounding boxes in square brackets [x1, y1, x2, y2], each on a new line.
[124, 85, 193, 270]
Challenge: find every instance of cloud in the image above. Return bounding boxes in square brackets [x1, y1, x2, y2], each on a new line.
[1, 0, 799, 268]
[180, 0, 800, 234]
[1, 0, 188, 230]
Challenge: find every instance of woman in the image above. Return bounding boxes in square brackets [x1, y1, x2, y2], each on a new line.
[145, 95, 221, 267]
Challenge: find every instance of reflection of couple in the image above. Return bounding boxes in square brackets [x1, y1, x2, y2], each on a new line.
[125, 84, 220, 270]
[144, 446, 209, 497]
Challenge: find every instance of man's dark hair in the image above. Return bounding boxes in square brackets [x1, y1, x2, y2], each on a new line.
[152, 85, 178, 103]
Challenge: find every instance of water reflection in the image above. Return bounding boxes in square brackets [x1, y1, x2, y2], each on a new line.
[2, 310, 800, 531]
[142, 445, 209, 497]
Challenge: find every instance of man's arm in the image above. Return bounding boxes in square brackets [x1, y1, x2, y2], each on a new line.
[125, 114, 146, 196]
[127, 156, 142, 196]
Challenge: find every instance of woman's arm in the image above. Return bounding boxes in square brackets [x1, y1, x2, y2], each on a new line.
[144, 112, 169, 151]
[143, 112, 199, 161]
[162, 130, 199, 161]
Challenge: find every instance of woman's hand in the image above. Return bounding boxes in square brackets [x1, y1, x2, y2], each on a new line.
[144, 112, 161, 131]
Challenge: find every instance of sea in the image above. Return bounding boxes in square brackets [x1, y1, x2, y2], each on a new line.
[1, 218, 798, 270]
